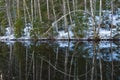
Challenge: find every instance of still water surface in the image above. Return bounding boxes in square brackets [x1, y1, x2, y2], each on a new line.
[0, 41, 120, 80]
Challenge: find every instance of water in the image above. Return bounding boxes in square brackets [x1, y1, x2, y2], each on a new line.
[0, 41, 120, 80]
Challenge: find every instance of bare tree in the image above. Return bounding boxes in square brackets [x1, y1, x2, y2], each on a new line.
[90, 0, 96, 39]
[37, 0, 42, 22]
[17, 0, 20, 18]
[84, 0, 87, 11]
[67, 0, 72, 24]
[98, 0, 102, 35]
[23, 0, 27, 24]
[34, 0, 37, 19]
[47, 0, 50, 21]
[62, 0, 68, 32]
[51, 0, 58, 32]
[72, 0, 75, 15]
[31, 0, 34, 26]
[5, 0, 13, 34]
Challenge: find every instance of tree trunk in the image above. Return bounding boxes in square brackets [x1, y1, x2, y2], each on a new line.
[51, 0, 58, 32]
[62, 0, 68, 32]
[5, 0, 13, 34]
[31, 0, 34, 26]
[17, 0, 20, 18]
[38, 0, 42, 22]
[47, 0, 50, 20]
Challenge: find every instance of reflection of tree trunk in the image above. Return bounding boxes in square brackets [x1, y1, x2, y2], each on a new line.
[25, 47, 28, 80]
[48, 58, 51, 80]
[74, 58, 77, 80]
[91, 42, 96, 80]
[85, 60, 88, 80]
[32, 52, 35, 80]
[40, 58, 43, 80]
[64, 47, 68, 80]
[54, 47, 59, 78]
[110, 41, 114, 80]
[36, 60, 39, 80]
[8, 44, 13, 79]
[69, 42, 79, 80]
[19, 63, 22, 80]
[98, 45, 102, 80]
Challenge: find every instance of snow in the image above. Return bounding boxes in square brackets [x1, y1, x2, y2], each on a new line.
[23, 23, 32, 38]
[99, 41, 117, 48]
[0, 27, 15, 40]
[57, 30, 74, 39]
[99, 29, 111, 38]
[0, 9, 120, 40]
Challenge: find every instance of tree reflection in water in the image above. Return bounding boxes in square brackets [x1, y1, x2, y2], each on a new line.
[0, 41, 120, 80]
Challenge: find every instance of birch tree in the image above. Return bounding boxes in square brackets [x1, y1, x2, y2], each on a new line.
[47, 0, 50, 21]
[5, 0, 13, 34]
[62, 0, 68, 32]
[31, 0, 34, 26]
[51, 0, 58, 32]
[37, 0, 42, 22]
[17, 0, 20, 18]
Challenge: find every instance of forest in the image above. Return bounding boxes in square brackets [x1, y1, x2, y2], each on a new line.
[1, 1, 120, 80]
[0, 0, 120, 39]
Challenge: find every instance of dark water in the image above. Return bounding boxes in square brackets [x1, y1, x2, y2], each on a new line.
[0, 41, 120, 80]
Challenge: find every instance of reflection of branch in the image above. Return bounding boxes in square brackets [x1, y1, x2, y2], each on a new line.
[27, 51, 34, 79]
[69, 42, 80, 80]
[98, 44, 102, 80]
[40, 56, 93, 78]
[91, 42, 97, 80]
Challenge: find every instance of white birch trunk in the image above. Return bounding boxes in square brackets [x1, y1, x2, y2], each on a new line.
[5, 0, 13, 34]
[38, 0, 42, 22]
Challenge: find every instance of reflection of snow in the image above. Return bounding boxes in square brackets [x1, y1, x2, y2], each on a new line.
[99, 41, 117, 48]
[84, 41, 120, 62]
[57, 41, 74, 48]
[102, 52, 120, 61]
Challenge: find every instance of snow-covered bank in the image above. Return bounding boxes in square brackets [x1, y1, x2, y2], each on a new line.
[0, 9, 120, 41]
